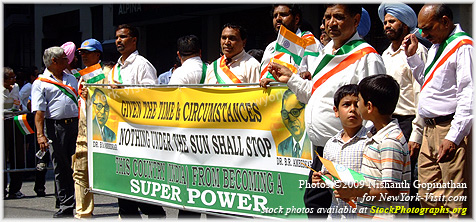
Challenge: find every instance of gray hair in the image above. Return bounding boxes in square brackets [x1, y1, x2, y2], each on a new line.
[4, 67, 14, 77]
[43, 46, 64, 68]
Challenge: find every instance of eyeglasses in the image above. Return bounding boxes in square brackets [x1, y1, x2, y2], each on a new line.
[93, 102, 109, 112]
[281, 107, 304, 119]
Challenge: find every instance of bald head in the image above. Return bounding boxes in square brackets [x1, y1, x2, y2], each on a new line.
[418, 4, 454, 44]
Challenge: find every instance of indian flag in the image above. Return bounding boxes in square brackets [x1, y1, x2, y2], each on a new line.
[276, 26, 305, 65]
[301, 32, 320, 57]
[317, 151, 364, 184]
[72, 69, 81, 78]
[14, 114, 34, 135]
[270, 58, 298, 74]
[79, 63, 105, 83]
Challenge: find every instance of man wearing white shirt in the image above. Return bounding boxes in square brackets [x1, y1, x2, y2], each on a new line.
[269, 4, 386, 217]
[260, 4, 322, 83]
[110, 24, 158, 86]
[404, 4, 472, 218]
[378, 3, 428, 213]
[205, 23, 260, 84]
[32, 47, 79, 217]
[169, 35, 206, 85]
[110, 24, 163, 218]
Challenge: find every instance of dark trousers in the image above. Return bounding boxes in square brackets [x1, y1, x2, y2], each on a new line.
[393, 114, 421, 216]
[45, 118, 78, 211]
[118, 198, 166, 218]
[303, 146, 331, 218]
[34, 152, 50, 193]
[4, 118, 25, 194]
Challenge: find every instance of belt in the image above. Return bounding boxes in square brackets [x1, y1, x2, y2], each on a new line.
[424, 113, 454, 127]
[392, 114, 415, 121]
[46, 117, 78, 125]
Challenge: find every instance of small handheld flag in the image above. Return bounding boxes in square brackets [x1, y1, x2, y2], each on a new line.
[315, 150, 365, 184]
[79, 63, 105, 83]
[301, 162, 357, 208]
[276, 26, 305, 65]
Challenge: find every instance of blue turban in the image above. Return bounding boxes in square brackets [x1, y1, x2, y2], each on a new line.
[378, 3, 417, 30]
[357, 8, 371, 37]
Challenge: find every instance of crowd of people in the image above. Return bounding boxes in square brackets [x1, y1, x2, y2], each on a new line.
[3, 3, 472, 219]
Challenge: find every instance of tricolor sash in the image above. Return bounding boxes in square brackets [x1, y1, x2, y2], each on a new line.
[110, 63, 123, 84]
[311, 40, 377, 95]
[213, 56, 242, 84]
[200, 62, 207, 84]
[79, 63, 105, 83]
[14, 114, 35, 135]
[421, 32, 473, 91]
[260, 52, 285, 79]
[37, 76, 78, 105]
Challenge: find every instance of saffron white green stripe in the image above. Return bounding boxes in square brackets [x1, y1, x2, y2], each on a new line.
[275, 26, 304, 65]
[14, 114, 34, 135]
[79, 64, 105, 83]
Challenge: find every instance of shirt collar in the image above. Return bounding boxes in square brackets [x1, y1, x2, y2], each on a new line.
[325, 31, 361, 55]
[292, 130, 307, 150]
[333, 125, 369, 144]
[367, 119, 400, 143]
[224, 50, 245, 65]
[118, 50, 139, 66]
[384, 44, 404, 57]
[182, 56, 201, 66]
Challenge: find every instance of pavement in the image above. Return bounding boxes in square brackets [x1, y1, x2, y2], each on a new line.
[2, 170, 184, 219]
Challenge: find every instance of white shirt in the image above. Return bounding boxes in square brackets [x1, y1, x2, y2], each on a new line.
[287, 32, 386, 147]
[407, 24, 473, 145]
[205, 50, 260, 84]
[3, 83, 20, 110]
[292, 129, 308, 157]
[19, 82, 32, 112]
[111, 50, 158, 85]
[169, 56, 204, 85]
[382, 42, 428, 144]
[260, 29, 323, 77]
[31, 69, 79, 119]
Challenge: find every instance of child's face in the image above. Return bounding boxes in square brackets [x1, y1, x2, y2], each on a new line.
[357, 93, 370, 120]
[334, 94, 362, 129]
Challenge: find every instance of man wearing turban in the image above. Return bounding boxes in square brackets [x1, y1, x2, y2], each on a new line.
[378, 2, 428, 216]
[60, 42, 79, 76]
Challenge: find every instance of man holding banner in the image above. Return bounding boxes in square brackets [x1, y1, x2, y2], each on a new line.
[111, 24, 164, 218]
[404, 4, 472, 218]
[205, 23, 260, 84]
[268, 4, 385, 217]
[169, 35, 206, 85]
[110, 24, 158, 85]
[32, 46, 79, 218]
[73, 38, 112, 218]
